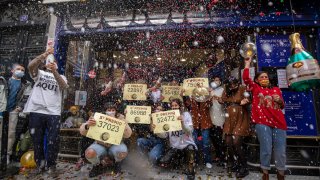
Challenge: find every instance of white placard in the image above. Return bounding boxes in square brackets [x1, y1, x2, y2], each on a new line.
[277, 69, 288, 88]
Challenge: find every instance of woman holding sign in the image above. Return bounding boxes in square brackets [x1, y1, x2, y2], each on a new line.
[243, 58, 287, 180]
[79, 103, 132, 178]
[157, 99, 196, 180]
[221, 76, 250, 178]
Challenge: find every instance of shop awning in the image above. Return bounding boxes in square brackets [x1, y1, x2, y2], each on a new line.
[43, 0, 79, 4]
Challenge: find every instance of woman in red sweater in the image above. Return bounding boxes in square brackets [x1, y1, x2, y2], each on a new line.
[243, 58, 287, 180]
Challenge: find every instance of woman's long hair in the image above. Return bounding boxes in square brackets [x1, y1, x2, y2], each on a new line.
[170, 98, 186, 113]
[224, 76, 240, 97]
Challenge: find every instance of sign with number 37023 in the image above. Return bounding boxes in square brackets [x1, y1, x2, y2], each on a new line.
[86, 113, 126, 145]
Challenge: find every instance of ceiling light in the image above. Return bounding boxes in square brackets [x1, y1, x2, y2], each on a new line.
[134, 56, 139, 59]
[157, 57, 162, 60]
[113, 55, 117, 58]
[181, 58, 186, 62]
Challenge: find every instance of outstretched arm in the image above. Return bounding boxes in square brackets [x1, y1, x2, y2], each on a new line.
[28, 48, 54, 78]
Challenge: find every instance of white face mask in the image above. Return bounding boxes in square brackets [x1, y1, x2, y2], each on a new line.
[210, 81, 221, 89]
[106, 111, 116, 117]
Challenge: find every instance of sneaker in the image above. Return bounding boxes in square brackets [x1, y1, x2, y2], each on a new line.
[205, 163, 213, 169]
[30, 166, 45, 175]
[74, 158, 85, 171]
[89, 164, 105, 178]
[47, 166, 59, 178]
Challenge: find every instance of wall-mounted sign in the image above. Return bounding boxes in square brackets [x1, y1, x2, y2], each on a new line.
[256, 35, 306, 67]
[282, 90, 318, 136]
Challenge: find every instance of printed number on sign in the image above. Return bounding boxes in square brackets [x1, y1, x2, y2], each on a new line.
[128, 87, 142, 93]
[157, 116, 175, 123]
[164, 90, 179, 95]
[187, 83, 203, 87]
[130, 110, 146, 116]
[97, 121, 119, 132]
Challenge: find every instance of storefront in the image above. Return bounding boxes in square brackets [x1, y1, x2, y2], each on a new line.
[44, 0, 320, 173]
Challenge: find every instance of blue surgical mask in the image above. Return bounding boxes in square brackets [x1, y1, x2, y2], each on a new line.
[14, 70, 25, 78]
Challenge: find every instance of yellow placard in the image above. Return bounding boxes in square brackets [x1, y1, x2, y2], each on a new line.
[123, 84, 147, 100]
[125, 105, 152, 124]
[182, 78, 209, 96]
[86, 113, 126, 145]
[162, 86, 183, 102]
[152, 110, 182, 133]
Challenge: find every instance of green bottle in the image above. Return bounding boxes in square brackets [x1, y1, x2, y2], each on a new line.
[286, 33, 320, 91]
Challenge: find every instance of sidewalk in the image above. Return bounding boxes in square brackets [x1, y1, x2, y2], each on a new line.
[10, 154, 320, 180]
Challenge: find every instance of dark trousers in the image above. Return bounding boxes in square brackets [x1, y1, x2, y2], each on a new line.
[210, 125, 225, 161]
[29, 112, 60, 168]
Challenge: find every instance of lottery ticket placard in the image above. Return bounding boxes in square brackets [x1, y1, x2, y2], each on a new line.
[123, 84, 147, 100]
[125, 105, 152, 124]
[162, 86, 183, 102]
[152, 110, 181, 133]
[182, 78, 209, 96]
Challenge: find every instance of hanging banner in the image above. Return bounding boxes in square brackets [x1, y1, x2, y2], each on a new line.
[125, 105, 152, 124]
[152, 110, 181, 133]
[123, 84, 147, 100]
[162, 86, 183, 102]
[86, 113, 126, 145]
[282, 90, 318, 136]
[182, 78, 209, 96]
[256, 35, 306, 67]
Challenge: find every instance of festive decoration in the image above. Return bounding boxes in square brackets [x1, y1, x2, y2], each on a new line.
[240, 36, 257, 59]
[20, 151, 37, 168]
[286, 33, 320, 91]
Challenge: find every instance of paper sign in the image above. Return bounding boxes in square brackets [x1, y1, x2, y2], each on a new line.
[75, 90, 87, 106]
[182, 78, 209, 96]
[125, 105, 152, 124]
[152, 110, 182, 133]
[86, 113, 126, 145]
[277, 69, 288, 88]
[162, 86, 183, 102]
[123, 84, 147, 100]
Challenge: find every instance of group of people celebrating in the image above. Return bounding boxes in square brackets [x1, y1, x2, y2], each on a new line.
[0, 48, 287, 180]
[75, 59, 287, 180]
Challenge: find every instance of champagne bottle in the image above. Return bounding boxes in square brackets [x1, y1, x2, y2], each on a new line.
[286, 33, 320, 91]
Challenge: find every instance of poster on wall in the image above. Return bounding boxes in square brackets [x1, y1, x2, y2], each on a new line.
[256, 35, 306, 67]
[276, 69, 288, 88]
[282, 90, 318, 136]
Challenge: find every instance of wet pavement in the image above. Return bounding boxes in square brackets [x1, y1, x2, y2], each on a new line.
[8, 153, 320, 180]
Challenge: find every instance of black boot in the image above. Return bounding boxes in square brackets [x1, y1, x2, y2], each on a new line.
[89, 164, 105, 178]
[236, 166, 249, 178]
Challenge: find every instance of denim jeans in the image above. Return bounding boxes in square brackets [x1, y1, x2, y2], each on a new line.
[255, 124, 286, 171]
[137, 137, 164, 164]
[29, 112, 61, 168]
[86, 142, 128, 165]
[193, 128, 212, 164]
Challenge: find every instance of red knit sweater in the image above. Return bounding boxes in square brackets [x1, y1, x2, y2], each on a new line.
[242, 68, 287, 130]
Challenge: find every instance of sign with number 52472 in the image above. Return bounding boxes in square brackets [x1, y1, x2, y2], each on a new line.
[86, 113, 126, 145]
[152, 110, 182, 134]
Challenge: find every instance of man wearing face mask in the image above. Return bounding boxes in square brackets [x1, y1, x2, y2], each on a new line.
[23, 48, 68, 176]
[209, 76, 225, 167]
[2, 63, 32, 165]
[79, 102, 132, 178]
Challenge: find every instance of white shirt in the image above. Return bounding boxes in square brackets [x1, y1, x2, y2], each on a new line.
[162, 112, 197, 150]
[24, 70, 67, 115]
[150, 89, 161, 103]
[209, 86, 225, 127]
